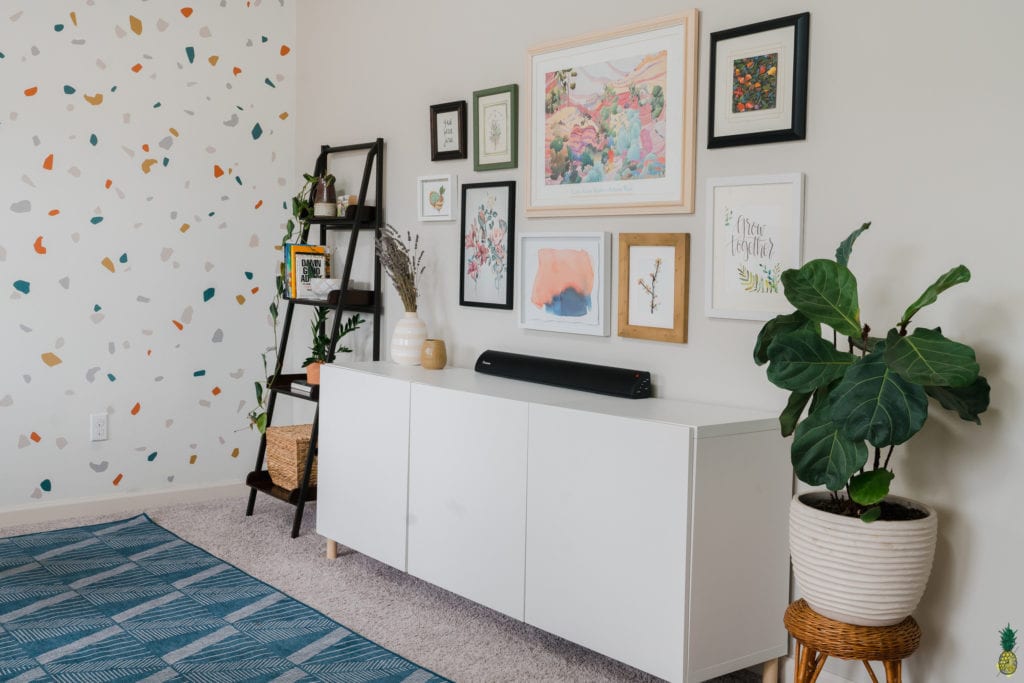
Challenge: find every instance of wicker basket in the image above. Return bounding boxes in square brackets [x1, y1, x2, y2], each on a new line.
[266, 423, 316, 490]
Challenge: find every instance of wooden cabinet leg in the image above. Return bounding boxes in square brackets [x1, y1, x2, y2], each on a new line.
[326, 539, 337, 560]
[762, 657, 779, 683]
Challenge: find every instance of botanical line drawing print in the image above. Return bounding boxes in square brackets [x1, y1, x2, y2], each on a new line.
[637, 257, 662, 313]
[544, 50, 668, 186]
[732, 53, 778, 113]
[464, 192, 508, 290]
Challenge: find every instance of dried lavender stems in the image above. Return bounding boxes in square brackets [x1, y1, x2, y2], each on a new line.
[377, 224, 425, 313]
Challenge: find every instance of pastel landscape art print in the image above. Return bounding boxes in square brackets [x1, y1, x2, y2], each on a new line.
[544, 50, 668, 186]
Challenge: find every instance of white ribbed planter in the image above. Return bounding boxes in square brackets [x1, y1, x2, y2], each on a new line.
[789, 492, 938, 627]
[390, 311, 427, 366]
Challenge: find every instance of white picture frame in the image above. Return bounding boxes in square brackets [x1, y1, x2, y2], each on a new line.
[705, 173, 804, 320]
[417, 174, 457, 222]
[518, 232, 611, 336]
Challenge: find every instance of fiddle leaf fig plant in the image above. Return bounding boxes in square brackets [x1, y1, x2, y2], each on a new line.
[755, 223, 990, 520]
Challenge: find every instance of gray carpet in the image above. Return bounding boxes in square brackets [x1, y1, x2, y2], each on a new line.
[2, 495, 763, 683]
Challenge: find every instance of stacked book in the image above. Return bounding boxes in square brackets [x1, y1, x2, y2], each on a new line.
[290, 380, 316, 396]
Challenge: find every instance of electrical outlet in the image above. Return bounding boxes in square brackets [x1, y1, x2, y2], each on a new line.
[90, 413, 108, 441]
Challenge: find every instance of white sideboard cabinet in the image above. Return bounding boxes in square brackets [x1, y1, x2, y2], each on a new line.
[317, 361, 792, 683]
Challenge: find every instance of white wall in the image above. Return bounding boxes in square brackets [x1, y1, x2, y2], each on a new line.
[0, 2, 296, 509]
[298, 1, 1023, 681]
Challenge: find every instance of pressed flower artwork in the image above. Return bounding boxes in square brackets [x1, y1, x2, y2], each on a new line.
[460, 182, 515, 309]
[732, 53, 778, 113]
[618, 233, 689, 343]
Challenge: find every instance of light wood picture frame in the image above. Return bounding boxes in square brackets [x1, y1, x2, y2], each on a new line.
[525, 11, 699, 217]
[618, 233, 690, 343]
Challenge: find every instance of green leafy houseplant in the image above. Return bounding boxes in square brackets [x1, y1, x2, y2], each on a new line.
[754, 223, 990, 521]
[247, 172, 330, 433]
[302, 308, 365, 368]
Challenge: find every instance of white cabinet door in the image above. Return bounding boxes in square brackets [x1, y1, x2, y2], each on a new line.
[407, 384, 528, 620]
[316, 365, 410, 571]
[525, 404, 691, 683]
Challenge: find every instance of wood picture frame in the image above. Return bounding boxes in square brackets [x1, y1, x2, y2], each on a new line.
[617, 232, 690, 343]
[705, 173, 804, 320]
[525, 11, 699, 217]
[430, 100, 467, 161]
[473, 84, 518, 171]
[416, 174, 456, 222]
[460, 181, 516, 309]
[518, 232, 610, 336]
[708, 12, 810, 148]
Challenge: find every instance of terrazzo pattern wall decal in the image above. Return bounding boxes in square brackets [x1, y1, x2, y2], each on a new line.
[1, 2, 295, 505]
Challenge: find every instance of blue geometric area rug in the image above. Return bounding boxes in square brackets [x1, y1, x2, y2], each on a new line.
[0, 514, 450, 682]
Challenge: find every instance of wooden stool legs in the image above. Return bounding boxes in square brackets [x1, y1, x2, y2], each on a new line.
[785, 600, 917, 683]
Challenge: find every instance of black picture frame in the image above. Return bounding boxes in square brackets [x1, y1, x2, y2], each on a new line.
[430, 100, 467, 161]
[708, 12, 809, 148]
[459, 181, 516, 309]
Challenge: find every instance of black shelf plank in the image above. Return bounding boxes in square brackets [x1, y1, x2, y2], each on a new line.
[307, 206, 378, 228]
[246, 470, 317, 505]
[270, 373, 320, 401]
[287, 289, 375, 310]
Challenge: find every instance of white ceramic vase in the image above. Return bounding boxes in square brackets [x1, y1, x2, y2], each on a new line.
[789, 492, 938, 627]
[390, 311, 427, 365]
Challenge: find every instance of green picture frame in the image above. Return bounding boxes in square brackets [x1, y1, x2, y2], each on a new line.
[473, 84, 518, 171]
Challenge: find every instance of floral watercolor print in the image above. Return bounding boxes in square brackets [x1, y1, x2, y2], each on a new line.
[732, 53, 778, 113]
[463, 188, 510, 305]
[544, 50, 667, 186]
[627, 245, 675, 329]
[530, 248, 595, 317]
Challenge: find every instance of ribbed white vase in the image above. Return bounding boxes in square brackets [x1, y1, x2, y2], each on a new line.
[789, 492, 938, 626]
[390, 311, 427, 366]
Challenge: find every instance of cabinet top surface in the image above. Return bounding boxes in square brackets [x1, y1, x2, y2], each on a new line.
[326, 361, 777, 436]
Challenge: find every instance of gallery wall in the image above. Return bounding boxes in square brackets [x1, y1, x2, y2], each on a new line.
[1, 2, 296, 508]
[296, 1, 1023, 681]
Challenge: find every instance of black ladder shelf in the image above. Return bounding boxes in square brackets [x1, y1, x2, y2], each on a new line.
[245, 138, 384, 537]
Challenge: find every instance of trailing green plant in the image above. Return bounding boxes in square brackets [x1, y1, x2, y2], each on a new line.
[302, 308, 365, 367]
[247, 172, 332, 433]
[754, 223, 990, 521]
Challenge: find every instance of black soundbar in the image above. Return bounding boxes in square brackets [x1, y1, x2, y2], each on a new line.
[474, 350, 652, 399]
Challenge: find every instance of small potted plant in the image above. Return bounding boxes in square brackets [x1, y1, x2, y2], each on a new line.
[754, 222, 990, 626]
[303, 308, 365, 384]
[376, 224, 427, 365]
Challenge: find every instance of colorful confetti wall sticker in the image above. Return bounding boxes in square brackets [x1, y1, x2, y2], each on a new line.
[5, 1, 295, 504]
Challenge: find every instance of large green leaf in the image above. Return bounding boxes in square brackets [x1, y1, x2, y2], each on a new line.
[753, 312, 819, 366]
[809, 378, 842, 415]
[849, 469, 894, 506]
[884, 327, 979, 387]
[791, 408, 868, 491]
[899, 265, 971, 327]
[835, 222, 871, 267]
[925, 375, 991, 424]
[780, 391, 812, 437]
[829, 345, 929, 447]
[766, 329, 857, 393]
[781, 260, 862, 338]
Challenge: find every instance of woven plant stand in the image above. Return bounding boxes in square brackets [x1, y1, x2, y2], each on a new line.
[265, 423, 316, 491]
[784, 599, 921, 683]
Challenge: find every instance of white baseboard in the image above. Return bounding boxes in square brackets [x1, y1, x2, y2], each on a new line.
[0, 482, 247, 530]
